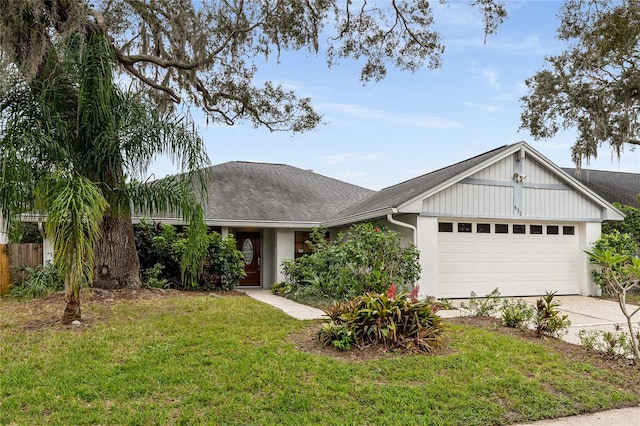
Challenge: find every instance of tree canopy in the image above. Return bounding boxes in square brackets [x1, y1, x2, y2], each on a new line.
[0, 0, 507, 133]
[520, 0, 640, 168]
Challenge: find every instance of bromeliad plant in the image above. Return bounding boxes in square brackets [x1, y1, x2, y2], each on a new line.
[318, 285, 446, 353]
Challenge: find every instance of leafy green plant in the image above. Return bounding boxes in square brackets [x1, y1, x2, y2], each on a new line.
[282, 223, 421, 300]
[134, 220, 245, 290]
[534, 291, 571, 338]
[201, 232, 245, 290]
[502, 299, 534, 329]
[318, 286, 446, 353]
[463, 288, 502, 317]
[142, 263, 170, 289]
[603, 203, 640, 248]
[590, 230, 639, 295]
[587, 247, 640, 362]
[7, 262, 64, 300]
[578, 325, 633, 361]
[318, 322, 353, 351]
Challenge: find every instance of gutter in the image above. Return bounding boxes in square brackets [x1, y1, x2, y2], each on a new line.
[386, 209, 417, 246]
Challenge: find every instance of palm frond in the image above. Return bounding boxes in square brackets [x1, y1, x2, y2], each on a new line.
[34, 170, 108, 297]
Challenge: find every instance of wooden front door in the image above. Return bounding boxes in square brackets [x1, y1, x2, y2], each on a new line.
[237, 232, 261, 286]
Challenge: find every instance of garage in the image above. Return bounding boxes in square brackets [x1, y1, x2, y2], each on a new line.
[437, 220, 580, 298]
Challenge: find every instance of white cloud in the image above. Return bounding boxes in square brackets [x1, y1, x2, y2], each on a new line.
[464, 102, 499, 113]
[482, 66, 500, 90]
[318, 102, 460, 129]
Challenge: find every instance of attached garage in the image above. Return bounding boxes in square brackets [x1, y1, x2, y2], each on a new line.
[324, 142, 624, 300]
[437, 220, 580, 298]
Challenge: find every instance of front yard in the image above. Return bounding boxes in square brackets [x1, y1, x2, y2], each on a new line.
[1, 290, 640, 425]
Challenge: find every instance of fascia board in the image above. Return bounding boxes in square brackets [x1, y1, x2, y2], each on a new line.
[321, 207, 395, 228]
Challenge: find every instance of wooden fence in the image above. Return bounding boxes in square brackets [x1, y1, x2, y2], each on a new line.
[0, 244, 8, 295]
[9, 243, 44, 269]
[4, 243, 44, 289]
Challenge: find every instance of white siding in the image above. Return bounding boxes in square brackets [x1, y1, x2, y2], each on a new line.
[523, 188, 602, 219]
[421, 153, 604, 220]
[470, 157, 513, 180]
[423, 184, 513, 216]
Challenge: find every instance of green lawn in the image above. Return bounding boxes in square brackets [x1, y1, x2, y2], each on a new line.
[1, 292, 639, 425]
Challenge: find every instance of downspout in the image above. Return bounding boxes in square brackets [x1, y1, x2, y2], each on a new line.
[386, 210, 417, 246]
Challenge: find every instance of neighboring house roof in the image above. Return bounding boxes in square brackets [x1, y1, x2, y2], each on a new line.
[561, 168, 640, 208]
[156, 161, 374, 225]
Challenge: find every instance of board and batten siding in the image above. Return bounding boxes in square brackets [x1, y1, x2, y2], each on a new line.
[522, 188, 602, 219]
[423, 184, 513, 217]
[422, 153, 604, 220]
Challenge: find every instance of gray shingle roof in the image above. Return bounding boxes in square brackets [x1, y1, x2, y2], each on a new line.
[330, 144, 515, 221]
[561, 168, 640, 208]
[195, 161, 374, 222]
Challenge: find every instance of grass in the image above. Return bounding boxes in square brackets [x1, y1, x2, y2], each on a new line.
[1, 292, 640, 425]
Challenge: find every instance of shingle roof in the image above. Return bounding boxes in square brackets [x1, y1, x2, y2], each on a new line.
[193, 161, 374, 223]
[561, 168, 640, 208]
[329, 144, 515, 221]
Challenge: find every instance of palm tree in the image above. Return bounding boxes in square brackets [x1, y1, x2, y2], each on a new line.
[0, 33, 210, 322]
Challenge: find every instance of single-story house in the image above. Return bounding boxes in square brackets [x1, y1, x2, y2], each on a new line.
[140, 141, 637, 299]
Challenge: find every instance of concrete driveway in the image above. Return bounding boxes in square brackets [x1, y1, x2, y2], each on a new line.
[520, 295, 639, 345]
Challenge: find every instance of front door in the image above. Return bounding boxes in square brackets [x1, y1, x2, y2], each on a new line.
[237, 232, 261, 286]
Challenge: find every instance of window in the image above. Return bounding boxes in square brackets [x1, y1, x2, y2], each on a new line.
[458, 223, 472, 233]
[563, 226, 575, 235]
[439, 222, 453, 232]
[547, 226, 559, 235]
[530, 225, 543, 235]
[294, 231, 313, 259]
[495, 224, 509, 234]
[477, 223, 491, 233]
[513, 224, 526, 234]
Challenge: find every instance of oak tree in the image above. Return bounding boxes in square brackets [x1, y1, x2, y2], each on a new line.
[521, 0, 640, 168]
[0, 0, 507, 291]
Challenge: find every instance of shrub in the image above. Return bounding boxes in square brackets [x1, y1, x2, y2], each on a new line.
[590, 230, 638, 295]
[7, 262, 64, 300]
[201, 232, 245, 290]
[534, 291, 571, 338]
[578, 326, 633, 360]
[501, 299, 534, 329]
[317, 286, 446, 353]
[603, 203, 640, 247]
[463, 288, 502, 317]
[134, 220, 245, 290]
[142, 263, 170, 289]
[282, 223, 421, 300]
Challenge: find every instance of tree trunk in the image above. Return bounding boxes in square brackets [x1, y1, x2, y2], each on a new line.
[93, 214, 142, 289]
[62, 287, 81, 324]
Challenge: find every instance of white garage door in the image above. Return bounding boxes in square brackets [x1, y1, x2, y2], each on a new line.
[437, 221, 580, 299]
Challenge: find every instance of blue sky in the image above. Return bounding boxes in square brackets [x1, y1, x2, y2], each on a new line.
[151, 0, 640, 190]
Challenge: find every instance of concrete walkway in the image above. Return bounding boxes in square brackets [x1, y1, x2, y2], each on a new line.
[239, 289, 326, 320]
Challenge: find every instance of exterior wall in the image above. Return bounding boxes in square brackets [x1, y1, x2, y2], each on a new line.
[415, 216, 438, 299]
[261, 228, 275, 288]
[275, 229, 295, 285]
[579, 221, 602, 296]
